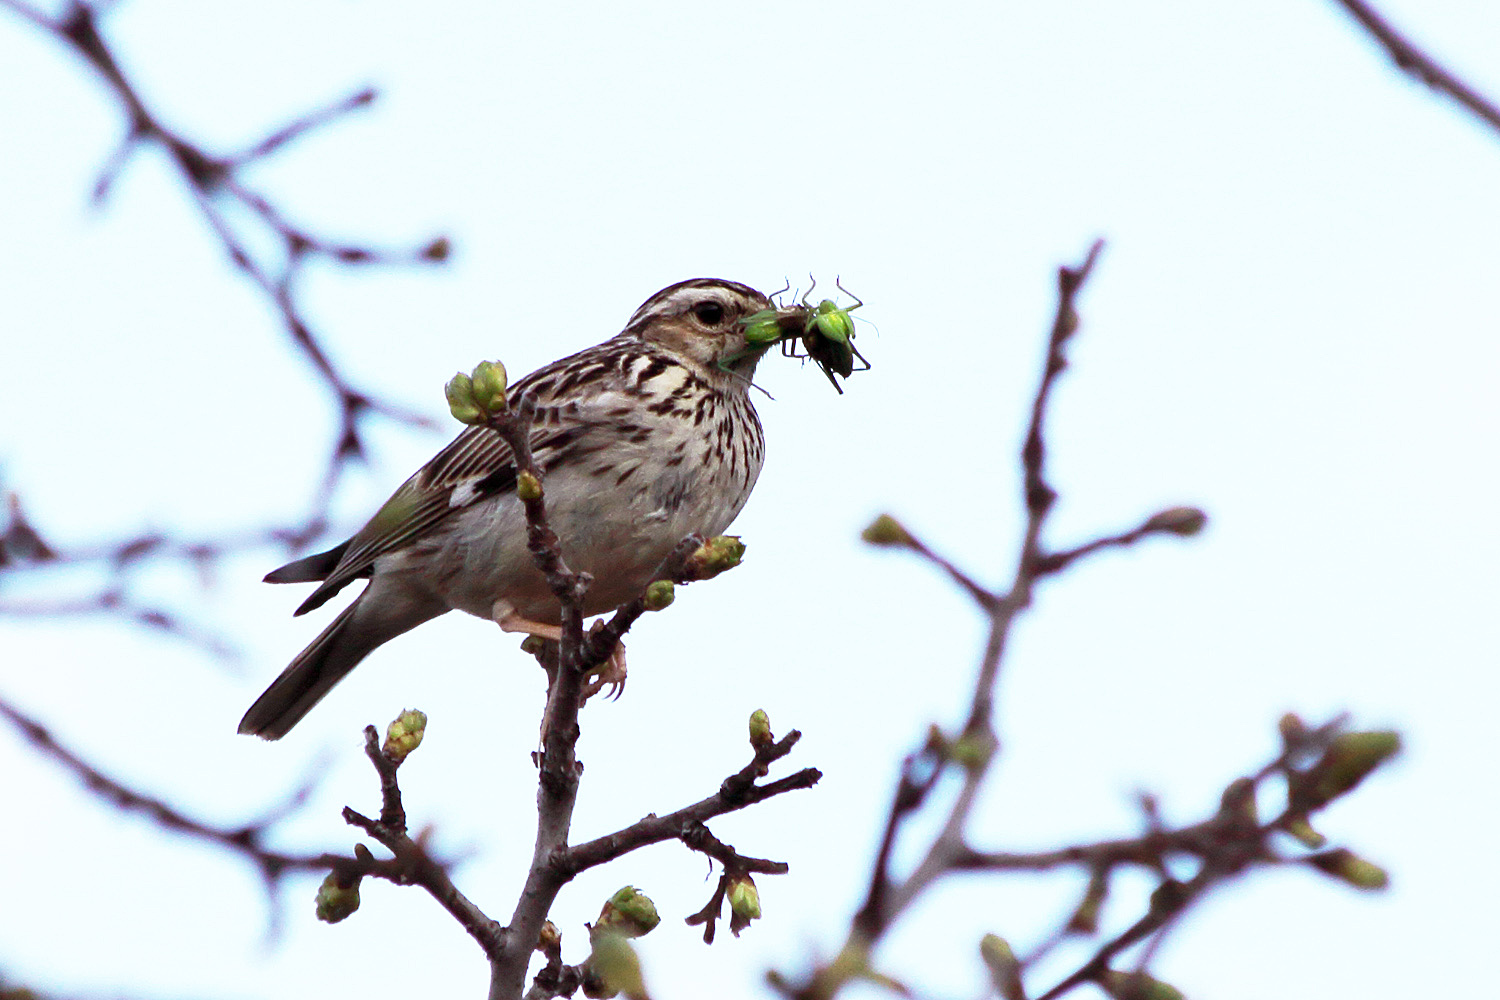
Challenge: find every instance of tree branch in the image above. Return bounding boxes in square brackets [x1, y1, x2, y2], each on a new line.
[1332, 0, 1500, 137]
[0, 0, 448, 529]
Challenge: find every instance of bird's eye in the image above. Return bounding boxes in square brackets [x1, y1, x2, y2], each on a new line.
[693, 300, 726, 326]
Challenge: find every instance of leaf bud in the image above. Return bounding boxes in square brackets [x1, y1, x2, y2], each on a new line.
[953, 727, 996, 770]
[1308, 848, 1390, 890]
[684, 535, 745, 580]
[727, 874, 761, 935]
[314, 870, 361, 923]
[1143, 506, 1208, 537]
[1284, 817, 1326, 848]
[382, 708, 427, 765]
[469, 360, 509, 413]
[748, 709, 773, 749]
[516, 470, 543, 502]
[1304, 730, 1402, 807]
[979, 934, 1025, 1000]
[1067, 872, 1108, 934]
[445, 372, 483, 425]
[861, 514, 914, 548]
[1218, 776, 1258, 826]
[643, 579, 675, 611]
[596, 886, 660, 939]
[1101, 969, 1185, 1000]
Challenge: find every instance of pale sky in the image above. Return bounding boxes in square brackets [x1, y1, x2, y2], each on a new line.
[2, 1, 1498, 998]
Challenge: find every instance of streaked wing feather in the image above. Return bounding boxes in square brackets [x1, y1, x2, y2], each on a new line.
[291, 344, 626, 615]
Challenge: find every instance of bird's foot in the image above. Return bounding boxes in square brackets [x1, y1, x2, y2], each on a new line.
[581, 621, 628, 702]
[494, 602, 626, 702]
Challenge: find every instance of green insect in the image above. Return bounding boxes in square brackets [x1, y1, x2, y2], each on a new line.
[786, 278, 870, 393]
[723, 278, 870, 393]
[741, 306, 798, 346]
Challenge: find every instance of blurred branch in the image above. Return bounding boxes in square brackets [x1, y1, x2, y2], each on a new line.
[0, 695, 345, 887]
[0, 486, 340, 655]
[0, 0, 461, 639]
[0, 0, 449, 528]
[1332, 0, 1500, 136]
[775, 244, 1396, 1000]
[852, 242, 1111, 944]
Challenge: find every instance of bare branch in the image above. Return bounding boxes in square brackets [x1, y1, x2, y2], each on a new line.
[565, 732, 820, 875]
[0, 696, 340, 883]
[776, 246, 1394, 1000]
[342, 725, 506, 955]
[1, 0, 448, 531]
[1332, 0, 1500, 138]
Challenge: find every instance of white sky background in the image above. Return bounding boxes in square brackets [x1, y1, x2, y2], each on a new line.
[2, 0, 1498, 997]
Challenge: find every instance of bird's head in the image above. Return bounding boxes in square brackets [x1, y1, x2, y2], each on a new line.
[620, 278, 779, 381]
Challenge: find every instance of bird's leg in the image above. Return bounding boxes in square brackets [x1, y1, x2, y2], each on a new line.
[581, 620, 628, 702]
[493, 601, 627, 703]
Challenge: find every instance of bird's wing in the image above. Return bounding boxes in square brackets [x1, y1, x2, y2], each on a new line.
[290, 342, 633, 616]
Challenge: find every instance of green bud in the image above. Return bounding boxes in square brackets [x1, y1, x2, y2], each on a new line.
[979, 934, 1025, 1000]
[1068, 872, 1108, 934]
[1309, 848, 1389, 890]
[469, 360, 509, 413]
[748, 709, 773, 749]
[947, 730, 994, 770]
[1305, 730, 1402, 807]
[684, 535, 745, 580]
[861, 514, 914, 548]
[1284, 816, 1326, 848]
[596, 886, 660, 938]
[445, 372, 483, 425]
[584, 932, 645, 1000]
[1143, 506, 1208, 537]
[727, 874, 761, 935]
[643, 579, 675, 611]
[516, 470, 543, 502]
[1101, 970, 1185, 1000]
[520, 634, 548, 656]
[382, 708, 427, 765]
[314, 870, 361, 923]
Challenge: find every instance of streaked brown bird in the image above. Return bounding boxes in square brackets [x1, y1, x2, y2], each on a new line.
[240, 278, 776, 739]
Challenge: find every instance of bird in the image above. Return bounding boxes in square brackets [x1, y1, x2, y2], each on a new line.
[239, 278, 778, 739]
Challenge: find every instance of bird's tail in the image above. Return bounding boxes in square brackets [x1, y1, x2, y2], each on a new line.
[238, 587, 446, 740]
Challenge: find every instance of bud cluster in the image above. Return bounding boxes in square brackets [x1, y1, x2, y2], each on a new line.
[445, 360, 510, 425]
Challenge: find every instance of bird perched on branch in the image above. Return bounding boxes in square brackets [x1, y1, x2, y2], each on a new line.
[240, 278, 778, 739]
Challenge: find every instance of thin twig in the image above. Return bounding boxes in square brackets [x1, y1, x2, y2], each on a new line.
[1332, 0, 1500, 137]
[0, 696, 340, 884]
[343, 737, 505, 955]
[1, 0, 446, 535]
